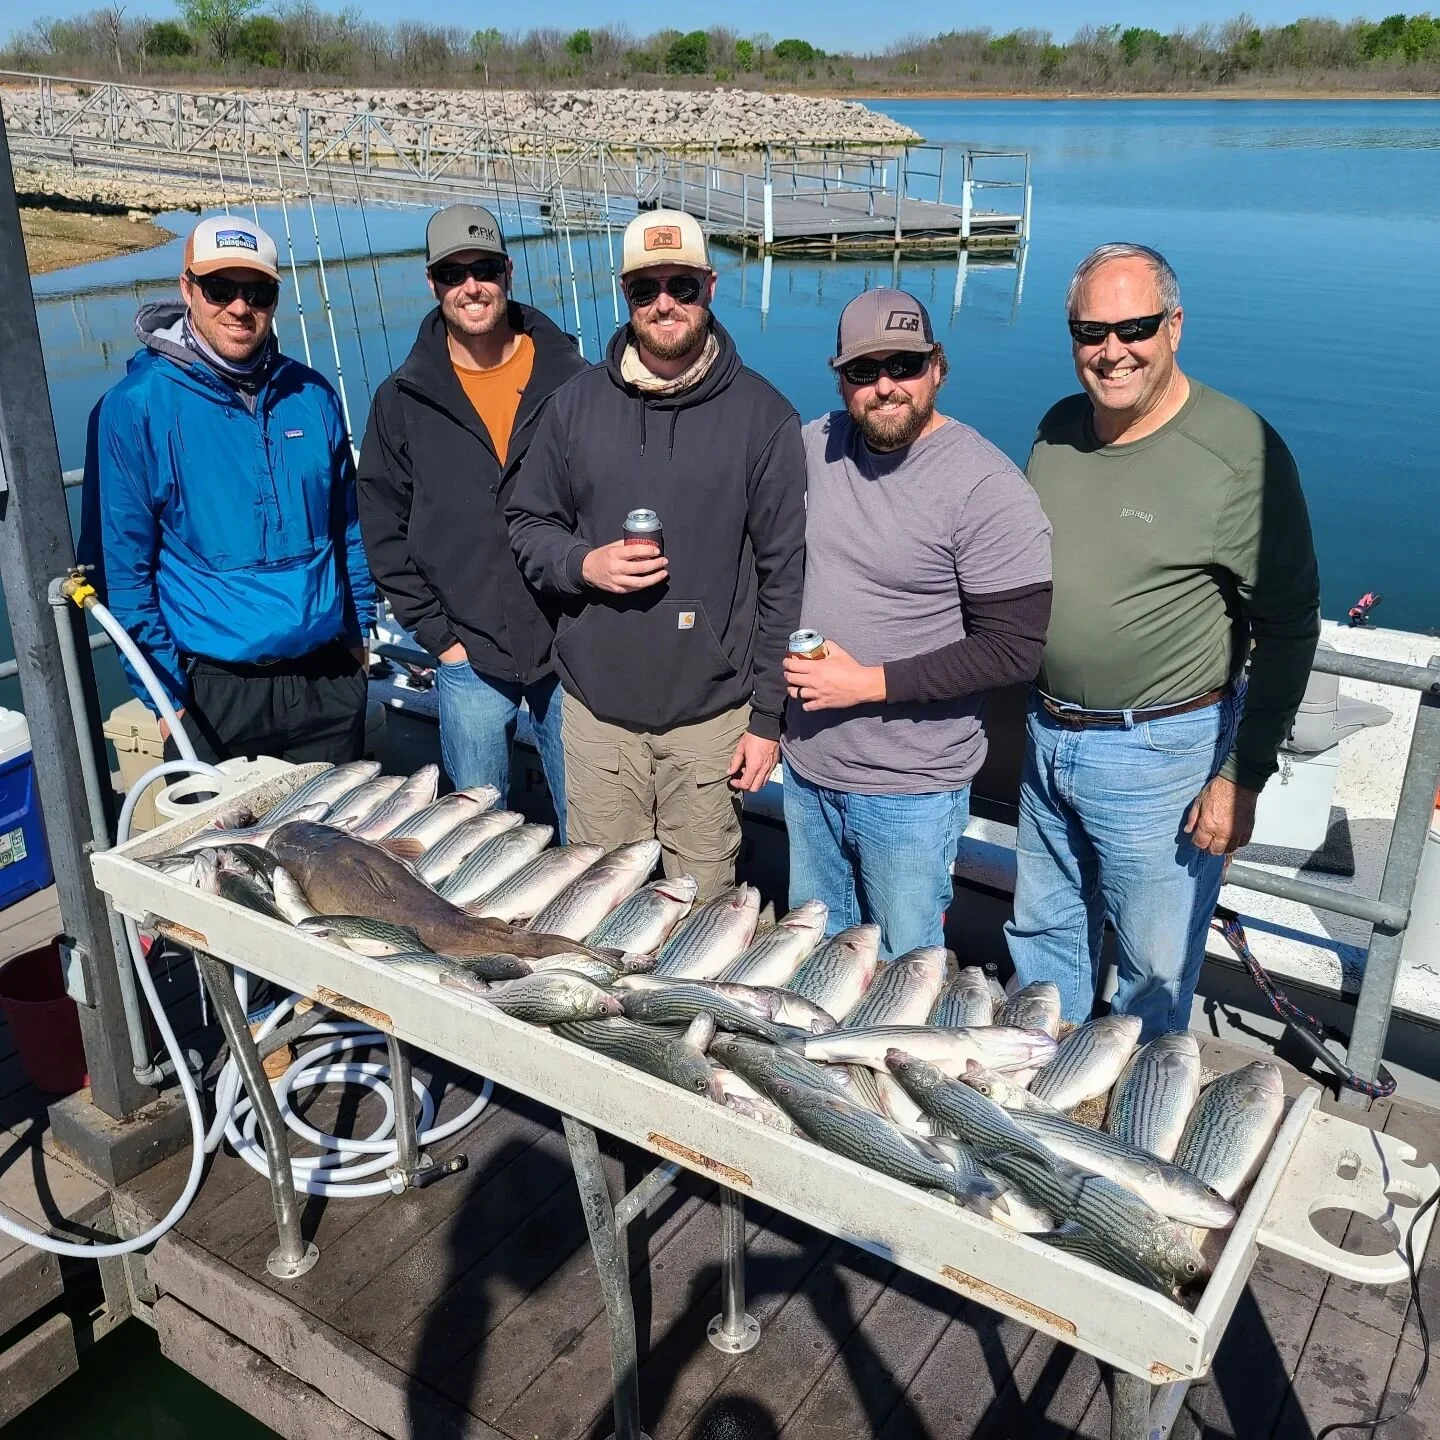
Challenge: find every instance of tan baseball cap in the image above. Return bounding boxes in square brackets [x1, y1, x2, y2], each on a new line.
[831, 287, 935, 368]
[184, 215, 280, 280]
[620, 209, 711, 277]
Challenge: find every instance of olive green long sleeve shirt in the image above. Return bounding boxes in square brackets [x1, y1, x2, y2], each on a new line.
[1026, 380, 1321, 791]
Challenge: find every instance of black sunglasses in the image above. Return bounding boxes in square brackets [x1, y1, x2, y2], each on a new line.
[838, 350, 931, 387]
[624, 274, 706, 307]
[1067, 311, 1168, 346]
[187, 271, 280, 310]
[429, 257, 508, 287]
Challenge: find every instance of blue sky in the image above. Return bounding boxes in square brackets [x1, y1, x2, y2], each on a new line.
[5, 1, 1399, 54]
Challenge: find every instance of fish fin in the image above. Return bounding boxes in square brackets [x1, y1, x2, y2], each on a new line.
[462, 900, 499, 918]
[684, 1013, 717, 1052]
[374, 836, 426, 859]
[777, 1034, 806, 1054]
[592, 946, 629, 965]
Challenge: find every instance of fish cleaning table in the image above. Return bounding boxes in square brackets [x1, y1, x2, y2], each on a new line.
[91, 764, 1440, 1440]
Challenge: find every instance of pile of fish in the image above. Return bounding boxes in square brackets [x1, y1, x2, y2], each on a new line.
[149, 760, 1289, 1299]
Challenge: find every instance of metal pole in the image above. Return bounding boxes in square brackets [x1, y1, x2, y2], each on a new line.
[386, 1032, 422, 1175]
[562, 1116, 652, 1440]
[762, 181, 774, 252]
[1109, 1369, 1153, 1440]
[707, 1186, 760, 1354]
[195, 951, 319, 1280]
[0, 111, 154, 1119]
[1341, 671, 1440, 1107]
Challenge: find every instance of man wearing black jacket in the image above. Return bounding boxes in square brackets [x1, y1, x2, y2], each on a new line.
[358, 205, 587, 827]
[508, 210, 805, 899]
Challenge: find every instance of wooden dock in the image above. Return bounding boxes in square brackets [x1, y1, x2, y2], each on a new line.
[114, 1034, 1438, 1440]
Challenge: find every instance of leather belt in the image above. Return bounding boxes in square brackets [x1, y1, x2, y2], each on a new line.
[1040, 685, 1230, 729]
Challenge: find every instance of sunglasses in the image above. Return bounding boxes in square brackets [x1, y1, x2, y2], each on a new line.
[838, 350, 931, 387]
[625, 274, 706, 307]
[429, 257, 508, 287]
[1067, 312, 1168, 346]
[187, 271, 280, 310]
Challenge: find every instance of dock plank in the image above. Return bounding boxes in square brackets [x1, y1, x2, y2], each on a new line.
[0, 1313, 77, 1427]
[155, 1296, 386, 1440]
[1369, 1339, 1437, 1440]
[1270, 1300, 1397, 1439]
[0, 1239, 63, 1337]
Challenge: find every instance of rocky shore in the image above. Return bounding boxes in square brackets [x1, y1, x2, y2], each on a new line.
[1, 82, 920, 153]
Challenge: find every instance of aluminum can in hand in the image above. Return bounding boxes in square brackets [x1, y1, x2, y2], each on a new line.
[788, 629, 829, 660]
[623, 508, 663, 555]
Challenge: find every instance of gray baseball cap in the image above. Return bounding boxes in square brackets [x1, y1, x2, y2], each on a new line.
[831, 287, 935, 368]
[426, 203, 506, 265]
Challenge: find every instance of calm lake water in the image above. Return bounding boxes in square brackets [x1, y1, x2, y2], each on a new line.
[10, 97, 1440, 1426]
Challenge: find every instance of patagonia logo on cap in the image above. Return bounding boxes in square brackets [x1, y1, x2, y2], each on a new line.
[214, 229, 259, 251]
[645, 225, 682, 251]
[886, 310, 921, 332]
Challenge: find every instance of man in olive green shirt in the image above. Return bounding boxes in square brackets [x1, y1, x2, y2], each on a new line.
[1006, 242, 1320, 1040]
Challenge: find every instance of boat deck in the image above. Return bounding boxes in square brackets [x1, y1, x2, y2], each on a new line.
[118, 1033, 1439, 1440]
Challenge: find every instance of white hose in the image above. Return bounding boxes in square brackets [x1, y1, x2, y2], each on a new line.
[3, 607, 492, 1254]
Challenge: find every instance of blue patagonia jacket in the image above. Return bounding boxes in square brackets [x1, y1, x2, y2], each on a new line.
[79, 302, 377, 712]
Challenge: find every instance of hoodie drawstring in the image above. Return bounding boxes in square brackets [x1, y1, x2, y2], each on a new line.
[667, 410, 678, 460]
[638, 402, 648, 456]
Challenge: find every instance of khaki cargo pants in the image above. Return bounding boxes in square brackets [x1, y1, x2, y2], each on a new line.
[561, 698, 749, 902]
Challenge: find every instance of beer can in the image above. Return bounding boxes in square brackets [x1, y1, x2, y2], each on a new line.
[623, 508, 663, 554]
[788, 629, 829, 660]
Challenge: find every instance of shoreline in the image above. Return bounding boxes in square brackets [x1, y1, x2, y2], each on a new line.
[20, 202, 174, 275]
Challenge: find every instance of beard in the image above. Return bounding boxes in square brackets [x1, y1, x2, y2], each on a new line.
[442, 288, 507, 337]
[631, 306, 710, 361]
[850, 387, 934, 450]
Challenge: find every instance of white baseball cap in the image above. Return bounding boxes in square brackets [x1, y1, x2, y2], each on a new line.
[185, 215, 280, 280]
[620, 209, 711, 277]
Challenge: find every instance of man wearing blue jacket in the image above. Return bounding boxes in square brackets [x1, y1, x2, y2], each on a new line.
[81, 215, 376, 766]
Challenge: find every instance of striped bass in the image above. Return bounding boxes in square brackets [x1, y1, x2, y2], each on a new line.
[708, 1032, 852, 1096]
[783, 924, 881, 1022]
[415, 810, 526, 887]
[267, 820, 599, 961]
[759, 1076, 1002, 1214]
[322, 774, 403, 828]
[296, 913, 428, 956]
[619, 981, 792, 1044]
[472, 844, 606, 923]
[386, 788, 501, 847]
[1012, 1110, 1236, 1228]
[1037, 1221, 1174, 1294]
[955, 1059, 1061, 1114]
[997, 981, 1062, 1037]
[553, 1015, 722, 1100]
[930, 967, 994, 1028]
[162, 802, 328, 857]
[1029, 1014, 1142, 1112]
[527, 840, 661, 939]
[1172, 1061, 1285, 1201]
[715, 900, 828, 986]
[587, 875, 698, 953]
[843, 947, 946, 1029]
[653, 885, 761, 979]
[883, 1050, 1058, 1165]
[802, 1024, 1057, 1076]
[479, 971, 623, 1024]
[1106, 1032, 1202, 1161]
[271, 864, 318, 923]
[350, 764, 440, 839]
[980, 1148, 1207, 1287]
[262, 760, 380, 823]
[438, 825, 554, 905]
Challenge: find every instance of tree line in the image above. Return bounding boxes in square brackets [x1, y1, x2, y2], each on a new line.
[5, 5, 1439, 92]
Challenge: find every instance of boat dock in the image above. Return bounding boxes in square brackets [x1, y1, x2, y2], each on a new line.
[2, 72, 1030, 257]
[109, 1035, 1435, 1440]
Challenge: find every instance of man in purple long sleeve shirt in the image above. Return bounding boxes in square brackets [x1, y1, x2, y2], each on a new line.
[782, 290, 1053, 960]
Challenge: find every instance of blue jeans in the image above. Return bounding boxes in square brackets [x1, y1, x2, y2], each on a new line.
[783, 762, 970, 961]
[435, 661, 567, 839]
[1005, 690, 1242, 1041]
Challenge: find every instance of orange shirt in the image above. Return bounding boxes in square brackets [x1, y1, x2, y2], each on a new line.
[452, 333, 534, 464]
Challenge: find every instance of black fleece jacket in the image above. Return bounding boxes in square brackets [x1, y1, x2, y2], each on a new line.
[356, 303, 588, 684]
[507, 318, 806, 740]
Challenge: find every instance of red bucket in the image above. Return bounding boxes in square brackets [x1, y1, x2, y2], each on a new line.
[0, 939, 89, 1095]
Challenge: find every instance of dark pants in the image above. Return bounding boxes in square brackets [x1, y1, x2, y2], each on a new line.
[162, 640, 368, 768]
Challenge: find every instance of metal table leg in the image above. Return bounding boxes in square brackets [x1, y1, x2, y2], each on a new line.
[195, 952, 319, 1281]
[1110, 1368, 1190, 1440]
[707, 1185, 760, 1354]
[563, 1116, 653, 1440]
[386, 1033, 424, 1175]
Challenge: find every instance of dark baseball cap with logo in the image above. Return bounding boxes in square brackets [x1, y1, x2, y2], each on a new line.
[426, 203, 507, 265]
[831, 287, 935, 369]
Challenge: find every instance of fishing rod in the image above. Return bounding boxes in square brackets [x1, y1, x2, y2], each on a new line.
[551, 144, 586, 358]
[601, 160, 621, 325]
[299, 143, 357, 447]
[348, 153, 393, 373]
[267, 107, 315, 370]
[240, 126, 262, 229]
[215, 150, 231, 215]
[326, 174, 374, 407]
[575, 147, 607, 350]
[477, 77, 537, 310]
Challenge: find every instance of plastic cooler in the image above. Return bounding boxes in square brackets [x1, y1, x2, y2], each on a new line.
[0, 709, 53, 910]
